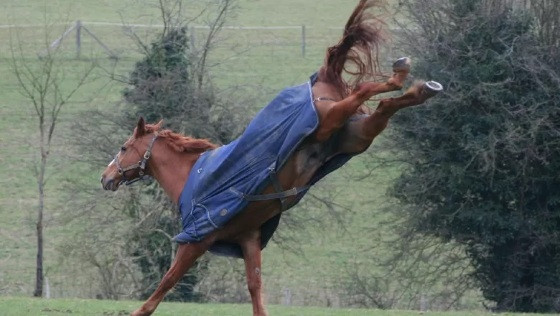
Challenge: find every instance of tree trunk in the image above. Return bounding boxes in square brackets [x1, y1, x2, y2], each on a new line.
[33, 154, 46, 297]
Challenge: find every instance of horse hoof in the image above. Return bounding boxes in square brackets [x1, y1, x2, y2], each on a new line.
[422, 81, 443, 97]
[393, 57, 411, 72]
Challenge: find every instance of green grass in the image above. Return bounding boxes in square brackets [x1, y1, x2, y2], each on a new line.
[0, 297, 533, 316]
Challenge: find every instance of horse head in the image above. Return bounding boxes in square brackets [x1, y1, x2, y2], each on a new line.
[101, 117, 162, 191]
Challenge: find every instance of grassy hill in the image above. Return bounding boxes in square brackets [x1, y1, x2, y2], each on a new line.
[0, 0, 480, 311]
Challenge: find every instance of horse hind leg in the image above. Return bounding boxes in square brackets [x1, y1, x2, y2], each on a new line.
[360, 80, 443, 141]
[130, 241, 211, 316]
[378, 80, 443, 115]
[315, 57, 411, 142]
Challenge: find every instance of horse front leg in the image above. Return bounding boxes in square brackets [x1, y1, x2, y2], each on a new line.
[130, 241, 210, 316]
[375, 57, 411, 91]
[240, 230, 267, 316]
[315, 58, 411, 142]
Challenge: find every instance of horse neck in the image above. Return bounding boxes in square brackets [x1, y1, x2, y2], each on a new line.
[147, 141, 200, 204]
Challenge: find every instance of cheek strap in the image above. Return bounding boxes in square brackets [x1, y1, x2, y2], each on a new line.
[115, 133, 158, 185]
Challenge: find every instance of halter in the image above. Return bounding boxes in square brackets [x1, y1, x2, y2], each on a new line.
[115, 133, 158, 186]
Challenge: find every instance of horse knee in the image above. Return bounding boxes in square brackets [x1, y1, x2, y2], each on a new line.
[375, 99, 398, 116]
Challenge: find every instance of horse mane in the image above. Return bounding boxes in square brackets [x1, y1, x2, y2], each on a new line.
[145, 123, 218, 153]
[318, 0, 386, 97]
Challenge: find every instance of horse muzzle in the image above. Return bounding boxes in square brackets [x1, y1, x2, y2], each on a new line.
[101, 176, 120, 191]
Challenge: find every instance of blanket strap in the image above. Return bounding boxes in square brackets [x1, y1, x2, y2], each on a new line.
[239, 167, 310, 210]
[241, 186, 310, 203]
[268, 167, 289, 211]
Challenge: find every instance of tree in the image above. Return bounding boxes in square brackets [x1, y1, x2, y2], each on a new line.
[122, 0, 240, 142]
[387, 0, 560, 312]
[123, 26, 222, 140]
[10, 29, 95, 297]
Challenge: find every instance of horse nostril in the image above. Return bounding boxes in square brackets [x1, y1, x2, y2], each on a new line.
[100, 176, 104, 183]
[102, 179, 114, 190]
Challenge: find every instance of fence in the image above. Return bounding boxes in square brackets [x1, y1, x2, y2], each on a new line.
[0, 21, 346, 59]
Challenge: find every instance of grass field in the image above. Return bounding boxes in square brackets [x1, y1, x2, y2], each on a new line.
[0, 297, 534, 316]
[0, 0, 481, 312]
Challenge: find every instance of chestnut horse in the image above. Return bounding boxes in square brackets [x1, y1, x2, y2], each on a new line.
[101, 1, 442, 315]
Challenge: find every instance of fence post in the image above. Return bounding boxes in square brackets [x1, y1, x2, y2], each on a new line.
[283, 288, 292, 305]
[301, 25, 306, 58]
[190, 26, 196, 49]
[39, 22, 77, 58]
[420, 293, 427, 312]
[76, 20, 82, 59]
[45, 277, 50, 299]
[80, 25, 117, 59]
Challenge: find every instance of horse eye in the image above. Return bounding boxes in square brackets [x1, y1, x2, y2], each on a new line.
[121, 146, 127, 152]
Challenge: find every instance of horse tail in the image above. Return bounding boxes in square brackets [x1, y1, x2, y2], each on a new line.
[318, 0, 386, 97]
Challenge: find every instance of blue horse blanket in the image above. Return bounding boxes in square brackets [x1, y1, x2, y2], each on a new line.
[174, 79, 319, 257]
[174, 75, 358, 257]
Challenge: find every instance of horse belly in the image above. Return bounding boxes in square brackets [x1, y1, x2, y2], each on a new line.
[214, 195, 282, 243]
[213, 150, 321, 243]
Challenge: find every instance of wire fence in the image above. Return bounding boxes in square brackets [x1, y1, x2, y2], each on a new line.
[0, 21, 347, 58]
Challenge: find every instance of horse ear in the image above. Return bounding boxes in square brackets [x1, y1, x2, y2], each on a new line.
[134, 117, 146, 138]
[154, 119, 163, 130]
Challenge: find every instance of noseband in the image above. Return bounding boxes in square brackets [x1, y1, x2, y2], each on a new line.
[115, 133, 158, 185]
